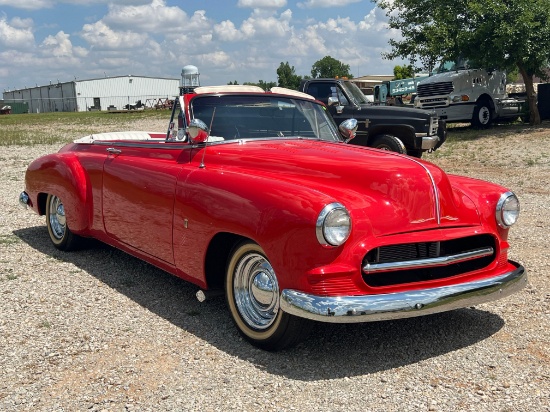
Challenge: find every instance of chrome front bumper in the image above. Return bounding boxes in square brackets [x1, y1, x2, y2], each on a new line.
[280, 262, 526, 323]
[419, 134, 440, 150]
[19, 191, 29, 209]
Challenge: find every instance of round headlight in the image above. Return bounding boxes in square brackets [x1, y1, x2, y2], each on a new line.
[316, 203, 351, 246]
[496, 192, 520, 228]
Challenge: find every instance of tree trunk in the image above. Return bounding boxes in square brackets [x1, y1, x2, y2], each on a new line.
[518, 65, 541, 125]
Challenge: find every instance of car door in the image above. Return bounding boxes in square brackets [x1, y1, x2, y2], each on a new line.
[102, 142, 190, 264]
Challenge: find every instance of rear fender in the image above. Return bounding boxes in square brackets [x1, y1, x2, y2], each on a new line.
[25, 152, 90, 233]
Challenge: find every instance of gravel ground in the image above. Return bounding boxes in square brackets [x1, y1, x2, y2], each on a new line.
[0, 119, 548, 411]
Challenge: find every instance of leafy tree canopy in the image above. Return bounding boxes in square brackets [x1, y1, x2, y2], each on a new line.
[373, 0, 550, 124]
[277, 62, 302, 90]
[311, 56, 353, 79]
[244, 80, 277, 90]
[393, 64, 415, 80]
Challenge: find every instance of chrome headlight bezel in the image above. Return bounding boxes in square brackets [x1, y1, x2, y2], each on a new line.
[316, 202, 351, 247]
[496, 192, 520, 229]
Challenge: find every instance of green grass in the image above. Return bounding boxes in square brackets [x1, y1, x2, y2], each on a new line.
[0, 110, 168, 146]
[0, 234, 20, 245]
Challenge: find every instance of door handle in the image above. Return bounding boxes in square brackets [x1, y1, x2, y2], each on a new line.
[106, 148, 121, 155]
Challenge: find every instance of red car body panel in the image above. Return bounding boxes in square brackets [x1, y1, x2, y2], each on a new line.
[21, 89, 525, 329]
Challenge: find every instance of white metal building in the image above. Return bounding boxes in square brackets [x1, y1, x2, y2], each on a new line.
[2, 75, 179, 113]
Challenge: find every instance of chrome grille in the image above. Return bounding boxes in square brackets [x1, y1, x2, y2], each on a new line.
[428, 116, 439, 136]
[417, 81, 454, 97]
[362, 234, 496, 287]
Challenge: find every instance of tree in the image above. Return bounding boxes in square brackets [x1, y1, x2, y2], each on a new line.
[373, 0, 550, 124]
[244, 80, 277, 90]
[276, 62, 302, 90]
[393, 64, 415, 80]
[311, 56, 353, 79]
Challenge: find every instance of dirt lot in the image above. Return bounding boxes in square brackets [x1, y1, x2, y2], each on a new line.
[0, 119, 548, 411]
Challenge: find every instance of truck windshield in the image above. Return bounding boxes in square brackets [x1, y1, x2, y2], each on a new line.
[342, 81, 370, 105]
[435, 58, 470, 73]
[190, 95, 341, 142]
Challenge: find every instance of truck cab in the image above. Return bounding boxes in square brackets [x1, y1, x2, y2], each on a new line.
[301, 78, 446, 158]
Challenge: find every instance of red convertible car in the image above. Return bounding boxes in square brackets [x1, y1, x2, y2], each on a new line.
[20, 85, 526, 350]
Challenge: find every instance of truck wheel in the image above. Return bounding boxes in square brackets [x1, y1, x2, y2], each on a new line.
[46, 194, 80, 251]
[472, 99, 493, 128]
[225, 241, 311, 350]
[370, 134, 407, 154]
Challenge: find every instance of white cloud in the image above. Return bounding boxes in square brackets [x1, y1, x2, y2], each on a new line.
[214, 20, 244, 42]
[104, 0, 189, 32]
[298, 0, 362, 8]
[214, 9, 293, 42]
[0, 0, 53, 10]
[0, 0, 151, 10]
[237, 0, 287, 8]
[0, 17, 35, 49]
[41, 31, 73, 57]
[80, 21, 148, 49]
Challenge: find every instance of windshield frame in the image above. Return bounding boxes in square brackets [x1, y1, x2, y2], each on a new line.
[188, 93, 342, 143]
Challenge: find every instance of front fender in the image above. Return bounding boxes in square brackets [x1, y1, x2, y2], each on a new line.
[25, 152, 90, 233]
[173, 168, 347, 290]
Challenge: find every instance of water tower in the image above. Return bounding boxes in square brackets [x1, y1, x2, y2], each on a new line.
[180, 65, 200, 95]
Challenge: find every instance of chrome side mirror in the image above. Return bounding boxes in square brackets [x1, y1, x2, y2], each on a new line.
[187, 118, 209, 144]
[327, 97, 339, 106]
[339, 118, 358, 142]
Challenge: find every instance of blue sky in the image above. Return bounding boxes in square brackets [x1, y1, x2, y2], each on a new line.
[0, 0, 405, 92]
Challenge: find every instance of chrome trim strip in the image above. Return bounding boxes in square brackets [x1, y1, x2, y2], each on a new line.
[363, 247, 494, 274]
[280, 262, 526, 323]
[405, 157, 441, 225]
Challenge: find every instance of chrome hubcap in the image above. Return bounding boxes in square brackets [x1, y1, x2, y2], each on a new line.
[48, 196, 66, 240]
[234, 252, 279, 330]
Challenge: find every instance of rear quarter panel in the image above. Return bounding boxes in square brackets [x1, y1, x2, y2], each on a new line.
[25, 146, 92, 234]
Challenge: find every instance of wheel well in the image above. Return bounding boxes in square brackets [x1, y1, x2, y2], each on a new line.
[477, 94, 495, 111]
[204, 232, 248, 290]
[37, 193, 48, 215]
[368, 125, 416, 150]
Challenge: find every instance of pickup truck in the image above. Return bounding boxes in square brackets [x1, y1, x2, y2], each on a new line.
[300, 78, 446, 157]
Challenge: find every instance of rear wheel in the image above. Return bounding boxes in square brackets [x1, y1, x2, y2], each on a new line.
[46, 194, 80, 251]
[225, 241, 311, 350]
[370, 134, 407, 154]
[472, 99, 493, 128]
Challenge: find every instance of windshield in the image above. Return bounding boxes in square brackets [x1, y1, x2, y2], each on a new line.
[342, 81, 370, 105]
[435, 58, 470, 73]
[190, 95, 341, 142]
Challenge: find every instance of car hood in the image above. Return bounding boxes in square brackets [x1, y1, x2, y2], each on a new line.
[205, 139, 480, 236]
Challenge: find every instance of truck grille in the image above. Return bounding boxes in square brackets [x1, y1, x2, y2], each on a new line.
[417, 81, 454, 98]
[429, 116, 439, 136]
[362, 234, 496, 287]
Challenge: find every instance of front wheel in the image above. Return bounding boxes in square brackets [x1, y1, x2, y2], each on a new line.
[46, 194, 80, 251]
[225, 241, 311, 350]
[370, 134, 407, 154]
[472, 100, 493, 128]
